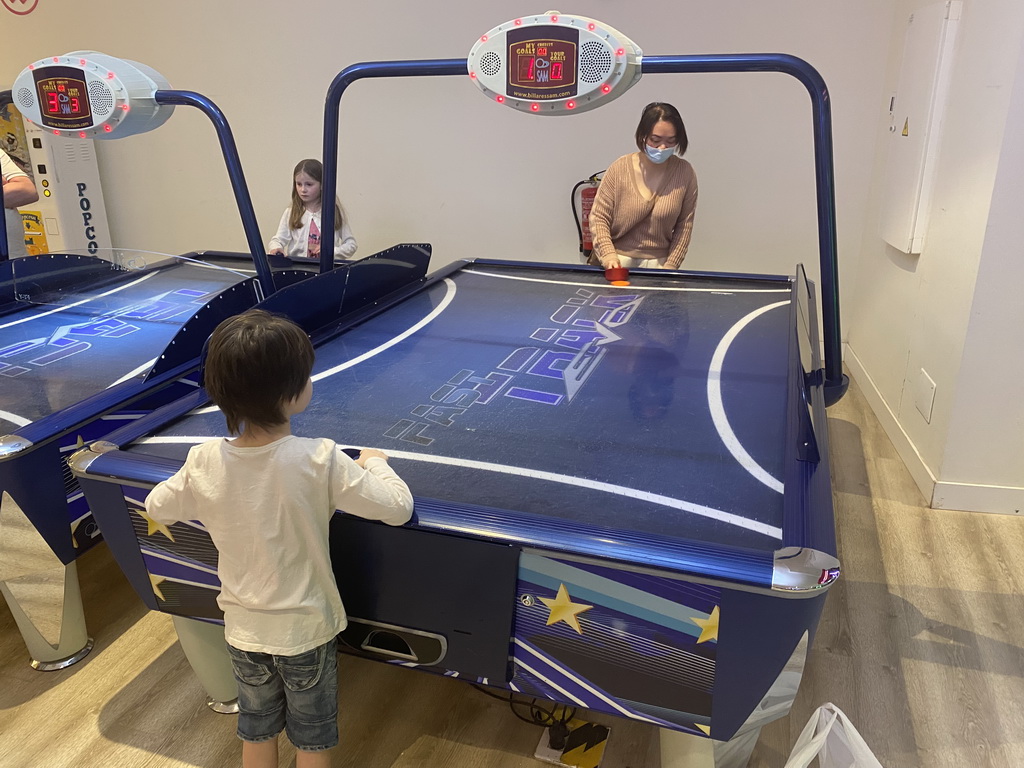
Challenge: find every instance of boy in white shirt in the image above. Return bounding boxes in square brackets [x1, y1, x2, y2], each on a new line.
[146, 309, 413, 768]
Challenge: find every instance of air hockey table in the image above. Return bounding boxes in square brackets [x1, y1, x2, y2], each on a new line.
[72, 249, 839, 757]
[72, 13, 848, 767]
[0, 51, 318, 670]
[0, 251, 295, 668]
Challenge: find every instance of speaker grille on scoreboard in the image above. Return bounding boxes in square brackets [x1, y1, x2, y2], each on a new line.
[16, 88, 35, 109]
[579, 42, 613, 84]
[480, 51, 502, 77]
[88, 81, 114, 112]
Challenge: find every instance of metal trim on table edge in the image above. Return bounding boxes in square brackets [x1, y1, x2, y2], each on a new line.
[772, 546, 840, 591]
[0, 434, 33, 457]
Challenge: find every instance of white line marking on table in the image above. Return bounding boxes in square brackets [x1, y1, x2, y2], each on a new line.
[0, 410, 31, 428]
[0, 272, 158, 330]
[108, 358, 158, 387]
[134, 434, 783, 538]
[190, 278, 459, 415]
[468, 270, 791, 293]
[708, 300, 788, 494]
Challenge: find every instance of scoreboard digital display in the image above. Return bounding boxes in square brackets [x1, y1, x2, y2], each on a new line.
[33, 67, 92, 130]
[506, 26, 578, 101]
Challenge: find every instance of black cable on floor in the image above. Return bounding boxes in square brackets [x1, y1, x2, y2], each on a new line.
[471, 684, 577, 729]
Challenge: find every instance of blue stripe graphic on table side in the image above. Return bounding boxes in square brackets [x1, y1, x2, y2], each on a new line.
[520, 554, 718, 639]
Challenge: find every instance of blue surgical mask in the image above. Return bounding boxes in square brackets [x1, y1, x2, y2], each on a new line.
[645, 145, 675, 164]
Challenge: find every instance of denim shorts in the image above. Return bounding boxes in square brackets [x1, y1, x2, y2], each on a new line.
[227, 637, 339, 751]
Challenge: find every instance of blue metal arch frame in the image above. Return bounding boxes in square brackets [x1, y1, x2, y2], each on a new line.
[0, 87, 276, 299]
[318, 53, 849, 405]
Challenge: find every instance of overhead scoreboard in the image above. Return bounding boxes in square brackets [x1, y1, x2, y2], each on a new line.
[468, 13, 642, 115]
[12, 52, 173, 139]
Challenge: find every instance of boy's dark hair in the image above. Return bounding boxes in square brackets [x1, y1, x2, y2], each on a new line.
[634, 102, 689, 157]
[204, 309, 315, 435]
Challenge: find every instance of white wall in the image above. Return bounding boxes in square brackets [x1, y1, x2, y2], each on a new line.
[1, 1, 892, 296]
[933, 33, 1024, 513]
[845, 0, 1024, 513]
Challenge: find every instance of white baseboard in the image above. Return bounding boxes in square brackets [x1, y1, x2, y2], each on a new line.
[843, 344, 937, 503]
[843, 344, 1023, 515]
[932, 482, 1024, 515]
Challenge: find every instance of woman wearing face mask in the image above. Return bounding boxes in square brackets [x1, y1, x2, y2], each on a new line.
[589, 102, 697, 271]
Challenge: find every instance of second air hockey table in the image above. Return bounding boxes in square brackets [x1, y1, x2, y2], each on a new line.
[0, 51, 317, 670]
[72, 251, 838, 759]
[0, 250, 315, 669]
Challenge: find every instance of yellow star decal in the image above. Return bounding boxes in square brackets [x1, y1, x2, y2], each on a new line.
[71, 519, 81, 549]
[690, 605, 720, 644]
[139, 511, 175, 542]
[539, 584, 593, 634]
[150, 574, 167, 601]
[696, 723, 712, 736]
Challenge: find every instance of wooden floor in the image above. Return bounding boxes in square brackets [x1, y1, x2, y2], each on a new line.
[2, 373, 1023, 768]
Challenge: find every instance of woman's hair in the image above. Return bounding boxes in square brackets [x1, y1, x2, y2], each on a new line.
[634, 102, 689, 157]
[203, 309, 315, 435]
[288, 158, 346, 232]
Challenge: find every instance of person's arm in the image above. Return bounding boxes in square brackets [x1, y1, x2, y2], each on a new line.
[588, 161, 624, 269]
[664, 169, 698, 270]
[2, 175, 38, 209]
[334, 215, 357, 260]
[267, 209, 291, 255]
[332, 447, 413, 526]
[144, 464, 193, 526]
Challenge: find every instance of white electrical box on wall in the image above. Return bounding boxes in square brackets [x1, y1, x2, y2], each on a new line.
[880, 1, 962, 254]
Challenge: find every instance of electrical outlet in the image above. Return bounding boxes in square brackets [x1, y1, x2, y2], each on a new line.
[914, 368, 937, 423]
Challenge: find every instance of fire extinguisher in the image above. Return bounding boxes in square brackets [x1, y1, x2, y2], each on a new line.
[571, 171, 604, 264]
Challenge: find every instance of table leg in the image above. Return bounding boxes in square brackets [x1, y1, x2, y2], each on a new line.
[0, 490, 93, 669]
[170, 614, 239, 713]
[0, 563, 93, 670]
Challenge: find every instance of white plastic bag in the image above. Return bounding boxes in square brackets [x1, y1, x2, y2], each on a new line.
[783, 703, 884, 768]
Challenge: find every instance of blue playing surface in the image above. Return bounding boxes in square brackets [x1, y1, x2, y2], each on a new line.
[128, 264, 794, 553]
[0, 257, 252, 425]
